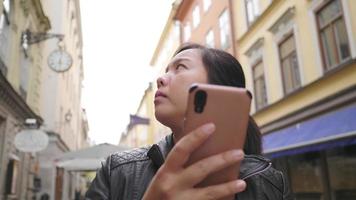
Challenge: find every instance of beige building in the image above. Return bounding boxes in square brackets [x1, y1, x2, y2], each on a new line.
[0, 0, 88, 199]
[37, 0, 88, 200]
[233, 0, 356, 198]
[175, 0, 236, 54]
[120, 84, 153, 147]
[0, 0, 49, 199]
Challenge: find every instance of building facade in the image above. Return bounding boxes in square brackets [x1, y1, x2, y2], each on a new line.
[127, 0, 356, 198]
[37, 0, 88, 199]
[120, 84, 154, 147]
[0, 0, 88, 199]
[175, 0, 236, 55]
[233, 0, 356, 199]
[0, 0, 49, 199]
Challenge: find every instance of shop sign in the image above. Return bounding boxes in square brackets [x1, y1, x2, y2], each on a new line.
[14, 129, 49, 152]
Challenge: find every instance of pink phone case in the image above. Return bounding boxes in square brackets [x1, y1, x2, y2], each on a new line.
[184, 83, 251, 188]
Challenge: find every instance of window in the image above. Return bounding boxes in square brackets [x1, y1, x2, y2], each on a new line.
[219, 9, 230, 49]
[203, 0, 211, 12]
[0, 0, 10, 33]
[279, 34, 301, 94]
[288, 152, 326, 199]
[245, 0, 260, 26]
[0, 54, 6, 75]
[19, 50, 30, 100]
[273, 145, 356, 199]
[326, 145, 356, 199]
[317, 0, 351, 71]
[184, 22, 191, 42]
[192, 5, 200, 28]
[174, 21, 180, 39]
[0, 0, 10, 27]
[205, 29, 214, 48]
[0, 0, 11, 76]
[252, 60, 267, 110]
[5, 159, 18, 195]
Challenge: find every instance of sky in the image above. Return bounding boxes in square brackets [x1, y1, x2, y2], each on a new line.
[80, 1, 172, 144]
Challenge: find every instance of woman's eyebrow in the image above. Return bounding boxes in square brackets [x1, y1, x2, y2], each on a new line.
[165, 58, 190, 72]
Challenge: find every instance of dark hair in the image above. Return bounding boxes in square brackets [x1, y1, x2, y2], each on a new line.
[175, 43, 262, 155]
[174, 43, 245, 88]
[245, 116, 262, 154]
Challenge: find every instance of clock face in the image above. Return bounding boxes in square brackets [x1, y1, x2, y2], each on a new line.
[48, 49, 73, 72]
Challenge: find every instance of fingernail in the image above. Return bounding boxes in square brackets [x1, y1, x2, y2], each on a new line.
[236, 180, 246, 189]
[201, 123, 215, 135]
[231, 150, 243, 159]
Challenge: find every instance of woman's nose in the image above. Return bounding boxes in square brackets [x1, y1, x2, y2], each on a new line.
[156, 74, 168, 88]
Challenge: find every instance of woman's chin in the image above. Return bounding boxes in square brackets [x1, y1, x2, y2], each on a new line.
[154, 111, 171, 126]
[155, 112, 183, 130]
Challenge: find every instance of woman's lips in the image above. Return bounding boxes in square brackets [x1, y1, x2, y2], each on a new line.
[154, 91, 167, 104]
[155, 91, 167, 98]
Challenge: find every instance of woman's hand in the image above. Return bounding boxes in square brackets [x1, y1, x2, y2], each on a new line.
[142, 123, 246, 200]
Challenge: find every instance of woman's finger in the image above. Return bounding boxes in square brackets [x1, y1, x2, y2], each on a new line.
[196, 179, 246, 200]
[179, 149, 244, 186]
[165, 123, 215, 171]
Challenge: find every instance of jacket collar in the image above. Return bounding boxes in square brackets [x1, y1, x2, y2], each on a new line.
[147, 134, 272, 179]
[147, 134, 174, 169]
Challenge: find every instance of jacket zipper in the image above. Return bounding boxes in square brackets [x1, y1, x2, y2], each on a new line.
[240, 161, 272, 180]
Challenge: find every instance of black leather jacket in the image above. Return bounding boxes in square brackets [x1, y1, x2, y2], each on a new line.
[86, 134, 293, 200]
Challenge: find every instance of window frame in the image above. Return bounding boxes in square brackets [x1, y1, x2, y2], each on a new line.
[192, 5, 200, 28]
[1, 0, 10, 25]
[183, 22, 191, 42]
[5, 159, 18, 195]
[252, 59, 268, 110]
[278, 32, 301, 95]
[203, 0, 211, 12]
[315, 0, 351, 72]
[244, 0, 259, 27]
[219, 9, 231, 50]
[205, 29, 214, 48]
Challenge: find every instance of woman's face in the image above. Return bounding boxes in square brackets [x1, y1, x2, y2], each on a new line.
[154, 49, 208, 129]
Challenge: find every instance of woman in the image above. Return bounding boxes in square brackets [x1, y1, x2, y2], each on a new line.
[85, 43, 293, 200]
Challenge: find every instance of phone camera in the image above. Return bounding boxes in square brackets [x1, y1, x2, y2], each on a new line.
[194, 90, 207, 113]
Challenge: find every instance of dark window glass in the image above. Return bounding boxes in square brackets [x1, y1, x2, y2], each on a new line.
[326, 145, 356, 200]
[5, 159, 18, 194]
[288, 152, 328, 199]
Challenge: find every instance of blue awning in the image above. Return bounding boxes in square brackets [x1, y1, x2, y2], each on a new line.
[263, 104, 356, 158]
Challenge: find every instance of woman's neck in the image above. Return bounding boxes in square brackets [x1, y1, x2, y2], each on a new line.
[171, 126, 184, 144]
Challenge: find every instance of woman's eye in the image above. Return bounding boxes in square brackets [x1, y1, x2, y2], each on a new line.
[176, 64, 186, 71]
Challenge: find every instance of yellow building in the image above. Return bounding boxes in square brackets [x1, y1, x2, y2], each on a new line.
[232, 0, 356, 198]
[120, 84, 154, 147]
[128, 0, 356, 197]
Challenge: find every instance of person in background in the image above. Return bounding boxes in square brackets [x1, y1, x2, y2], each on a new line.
[85, 43, 293, 200]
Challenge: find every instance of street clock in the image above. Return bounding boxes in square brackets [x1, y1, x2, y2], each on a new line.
[47, 49, 73, 72]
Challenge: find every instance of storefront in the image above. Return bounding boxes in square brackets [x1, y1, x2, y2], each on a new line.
[262, 88, 356, 200]
[0, 70, 42, 199]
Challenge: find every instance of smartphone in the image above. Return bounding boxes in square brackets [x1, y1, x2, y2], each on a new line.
[183, 83, 251, 188]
